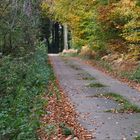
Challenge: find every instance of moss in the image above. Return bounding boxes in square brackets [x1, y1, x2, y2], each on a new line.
[95, 93, 140, 113]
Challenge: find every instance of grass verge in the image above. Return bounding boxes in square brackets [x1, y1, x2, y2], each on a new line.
[94, 93, 140, 113]
[120, 66, 140, 83]
[0, 42, 51, 140]
[87, 83, 106, 88]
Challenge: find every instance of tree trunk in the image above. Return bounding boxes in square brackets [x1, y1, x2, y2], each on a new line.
[63, 23, 68, 50]
[54, 22, 59, 53]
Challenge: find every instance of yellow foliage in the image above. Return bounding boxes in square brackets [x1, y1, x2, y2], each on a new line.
[80, 45, 96, 58]
[41, 0, 96, 48]
[41, 0, 140, 61]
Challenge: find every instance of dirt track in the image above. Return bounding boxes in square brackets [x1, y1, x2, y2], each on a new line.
[49, 54, 140, 140]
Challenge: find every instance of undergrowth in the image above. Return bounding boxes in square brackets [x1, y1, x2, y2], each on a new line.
[120, 66, 140, 83]
[130, 66, 140, 83]
[0, 42, 51, 140]
[97, 59, 113, 72]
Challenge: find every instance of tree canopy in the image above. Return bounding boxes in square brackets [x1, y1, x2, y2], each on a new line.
[41, 0, 140, 58]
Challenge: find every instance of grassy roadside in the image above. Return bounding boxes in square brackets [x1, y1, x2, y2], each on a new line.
[94, 93, 140, 113]
[0, 42, 51, 140]
[38, 62, 92, 140]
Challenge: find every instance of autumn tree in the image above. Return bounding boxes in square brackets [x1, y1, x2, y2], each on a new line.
[41, 0, 140, 58]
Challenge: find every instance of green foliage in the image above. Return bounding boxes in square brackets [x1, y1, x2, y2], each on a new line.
[62, 127, 73, 136]
[41, 0, 107, 53]
[0, 1, 51, 139]
[136, 136, 140, 140]
[95, 93, 140, 113]
[131, 66, 140, 83]
[87, 83, 106, 88]
[0, 42, 51, 140]
[60, 123, 74, 136]
[120, 65, 140, 83]
[0, 0, 41, 55]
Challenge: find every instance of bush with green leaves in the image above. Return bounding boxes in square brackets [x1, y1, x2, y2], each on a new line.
[0, 42, 51, 140]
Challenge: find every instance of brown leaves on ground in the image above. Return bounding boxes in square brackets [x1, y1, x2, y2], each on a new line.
[38, 80, 92, 140]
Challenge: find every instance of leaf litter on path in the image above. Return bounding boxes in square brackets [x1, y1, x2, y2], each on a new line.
[38, 80, 93, 140]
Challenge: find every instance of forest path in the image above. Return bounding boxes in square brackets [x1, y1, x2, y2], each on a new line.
[49, 54, 140, 140]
